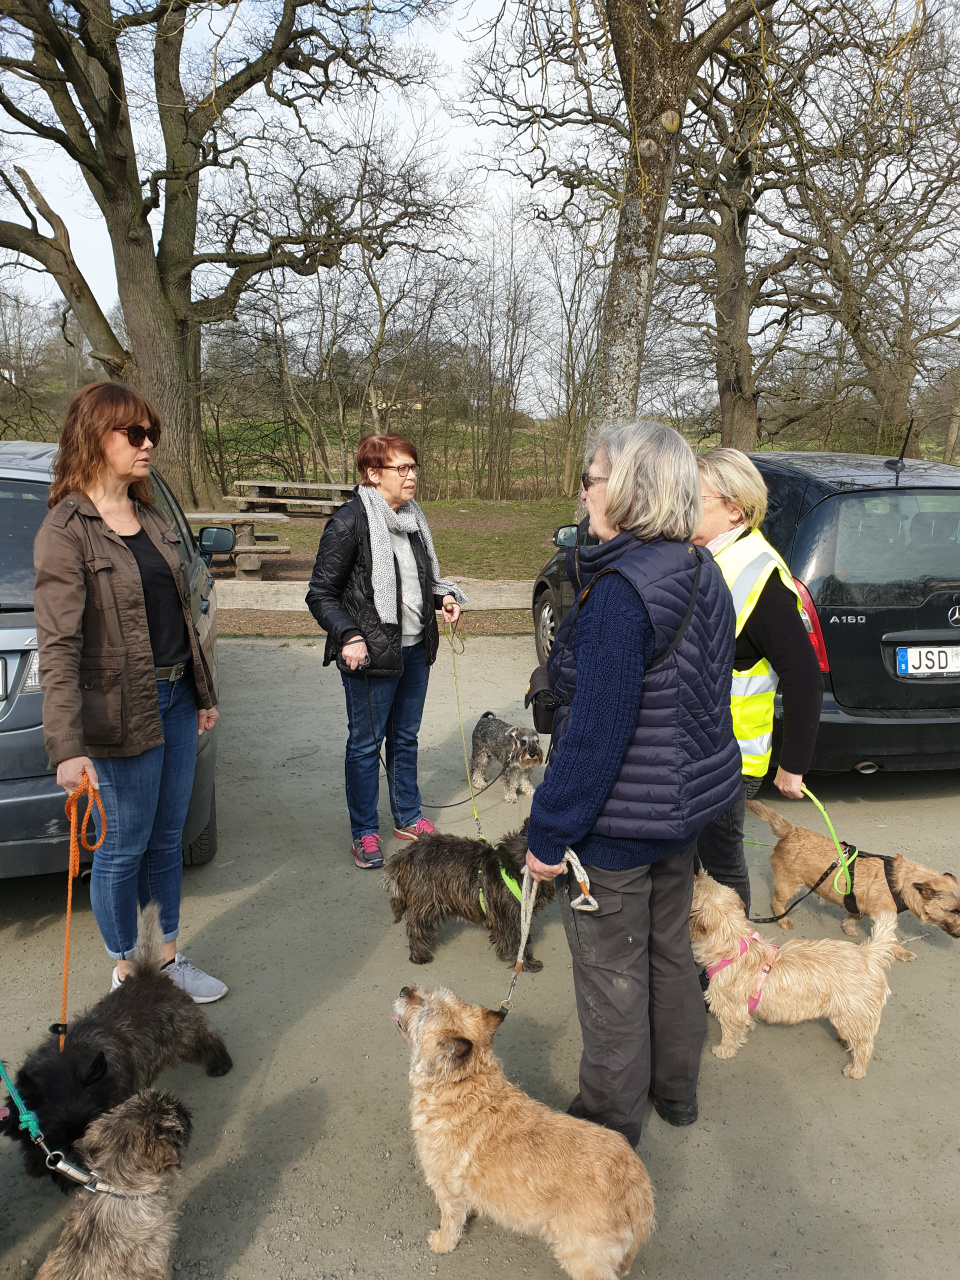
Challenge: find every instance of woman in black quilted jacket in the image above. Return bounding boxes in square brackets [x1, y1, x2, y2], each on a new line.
[306, 434, 465, 868]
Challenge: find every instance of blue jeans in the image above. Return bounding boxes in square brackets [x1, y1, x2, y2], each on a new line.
[90, 675, 198, 959]
[340, 642, 430, 839]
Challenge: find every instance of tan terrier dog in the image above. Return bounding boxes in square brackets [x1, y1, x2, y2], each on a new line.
[393, 986, 654, 1280]
[35, 1090, 191, 1280]
[748, 799, 960, 961]
[689, 873, 897, 1078]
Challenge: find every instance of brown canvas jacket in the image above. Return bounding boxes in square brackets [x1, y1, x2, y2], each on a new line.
[33, 492, 215, 767]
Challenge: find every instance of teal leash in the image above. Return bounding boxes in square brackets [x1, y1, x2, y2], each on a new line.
[0, 1057, 42, 1142]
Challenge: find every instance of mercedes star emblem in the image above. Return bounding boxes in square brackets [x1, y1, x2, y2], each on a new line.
[950, 604, 960, 627]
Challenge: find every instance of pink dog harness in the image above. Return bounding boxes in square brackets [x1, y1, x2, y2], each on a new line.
[705, 932, 780, 1013]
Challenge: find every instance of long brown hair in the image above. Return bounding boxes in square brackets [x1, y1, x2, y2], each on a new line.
[49, 382, 161, 508]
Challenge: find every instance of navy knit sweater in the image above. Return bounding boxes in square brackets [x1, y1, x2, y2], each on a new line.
[527, 571, 690, 871]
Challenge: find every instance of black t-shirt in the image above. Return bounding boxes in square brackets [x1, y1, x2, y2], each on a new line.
[120, 528, 191, 667]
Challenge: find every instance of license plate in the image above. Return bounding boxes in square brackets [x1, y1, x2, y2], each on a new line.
[897, 645, 960, 676]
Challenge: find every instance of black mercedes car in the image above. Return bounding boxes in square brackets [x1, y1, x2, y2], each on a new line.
[532, 452, 960, 774]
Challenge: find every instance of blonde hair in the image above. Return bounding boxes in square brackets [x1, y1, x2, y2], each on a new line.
[695, 449, 768, 530]
[587, 419, 702, 542]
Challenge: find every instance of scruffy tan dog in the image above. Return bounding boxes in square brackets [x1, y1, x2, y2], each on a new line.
[35, 1090, 192, 1280]
[689, 873, 897, 1078]
[748, 799, 960, 961]
[393, 986, 654, 1280]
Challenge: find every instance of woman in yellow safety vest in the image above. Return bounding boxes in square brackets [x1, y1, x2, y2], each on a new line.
[692, 449, 823, 913]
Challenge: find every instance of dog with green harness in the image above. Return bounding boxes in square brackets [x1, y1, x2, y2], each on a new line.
[383, 820, 556, 969]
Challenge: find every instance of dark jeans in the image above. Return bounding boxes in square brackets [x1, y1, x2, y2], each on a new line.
[340, 641, 430, 839]
[559, 843, 705, 1147]
[695, 775, 763, 913]
[90, 674, 198, 959]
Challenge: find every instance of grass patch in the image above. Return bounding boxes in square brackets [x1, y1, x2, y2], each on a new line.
[195, 497, 576, 581]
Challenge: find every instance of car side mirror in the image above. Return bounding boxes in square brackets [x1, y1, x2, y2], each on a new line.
[197, 526, 236, 565]
[553, 525, 579, 548]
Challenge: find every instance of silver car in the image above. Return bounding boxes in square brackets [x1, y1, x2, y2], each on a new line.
[0, 442, 229, 877]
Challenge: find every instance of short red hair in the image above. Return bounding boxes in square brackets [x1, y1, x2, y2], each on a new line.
[357, 433, 419, 486]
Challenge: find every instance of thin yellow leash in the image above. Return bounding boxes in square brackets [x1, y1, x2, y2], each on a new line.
[443, 619, 485, 841]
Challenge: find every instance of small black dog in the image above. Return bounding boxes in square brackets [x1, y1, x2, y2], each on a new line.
[471, 712, 543, 803]
[383, 821, 555, 970]
[1, 903, 231, 1189]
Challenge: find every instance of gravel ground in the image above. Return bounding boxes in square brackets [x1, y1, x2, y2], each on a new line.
[2, 637, 958, 1280]
[216, 609, 534, 638]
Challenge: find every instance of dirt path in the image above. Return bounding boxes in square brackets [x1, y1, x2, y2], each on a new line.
[2, 637, 958, 1279]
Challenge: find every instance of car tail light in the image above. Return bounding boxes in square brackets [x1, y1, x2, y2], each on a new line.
[793, 578, 830, 673]
[21, 649, 41, 694]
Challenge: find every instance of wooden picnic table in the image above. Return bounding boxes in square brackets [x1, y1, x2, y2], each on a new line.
[232, 478, 353, 517]
[185, 512, 290, 581]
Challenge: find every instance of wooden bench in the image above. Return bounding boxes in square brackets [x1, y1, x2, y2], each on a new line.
[232, 479, 353, 517]
[186, 512, 290, 581]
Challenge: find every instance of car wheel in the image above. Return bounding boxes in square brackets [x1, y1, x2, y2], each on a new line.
[534, 591, 558, 665]
[185, 788, 218, 866]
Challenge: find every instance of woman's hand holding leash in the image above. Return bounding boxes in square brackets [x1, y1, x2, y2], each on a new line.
[441, 595, 461, 625]
[342, 637, 369, 670]
[774, 767, 804, 800]
[57, 756, 98, 794]
[526, 850, 565, 882]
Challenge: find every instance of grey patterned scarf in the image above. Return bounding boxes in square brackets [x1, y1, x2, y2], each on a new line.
[357, 485, 467, 626]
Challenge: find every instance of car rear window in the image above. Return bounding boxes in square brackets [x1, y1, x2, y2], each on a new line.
[0, 479, 49, 609]
[799, 491, 960, 606]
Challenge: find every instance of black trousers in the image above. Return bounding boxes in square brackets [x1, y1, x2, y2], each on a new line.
[559, 843, 705, 1148]
[695, 775, 763, 913]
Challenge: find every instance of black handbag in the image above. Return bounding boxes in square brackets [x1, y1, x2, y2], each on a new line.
[525, 550, 704, 735]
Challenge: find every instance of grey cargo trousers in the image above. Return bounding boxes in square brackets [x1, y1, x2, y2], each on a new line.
[559, 842, 705, 1147]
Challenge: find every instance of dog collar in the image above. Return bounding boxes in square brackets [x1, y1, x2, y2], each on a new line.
[477, 865, 523, 915]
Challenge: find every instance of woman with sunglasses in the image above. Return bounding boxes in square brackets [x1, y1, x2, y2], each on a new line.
[307, 433, 465, 868]
[33, 382, 226, 1001]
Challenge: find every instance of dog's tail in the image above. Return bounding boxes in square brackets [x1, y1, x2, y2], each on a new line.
[480, 710, 495, 720]
[863, 912, 898, 969]
[746, 800, 795, 840]
[129, 901, 165, 979]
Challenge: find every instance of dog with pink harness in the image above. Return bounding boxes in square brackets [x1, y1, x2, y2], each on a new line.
[689, 871, 898, 1078]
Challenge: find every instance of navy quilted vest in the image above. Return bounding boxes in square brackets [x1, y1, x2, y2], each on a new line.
[549, 533, 741, 842]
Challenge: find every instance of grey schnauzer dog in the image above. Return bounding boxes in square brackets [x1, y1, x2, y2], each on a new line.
[1, 903, 231, 1190]
[35, 1089, 192, 1280]
[471, 711, 543, 803]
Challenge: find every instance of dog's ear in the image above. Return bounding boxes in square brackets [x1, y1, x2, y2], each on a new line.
[443, 1037, 473, 1064]
[483, 1007, 507, 1035]
[79, 1051, 108, 1087]
[943, 871, 958, 883]
[913, 882, 940, 901]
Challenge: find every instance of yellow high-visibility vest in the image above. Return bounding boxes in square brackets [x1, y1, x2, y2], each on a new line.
[713, 528, 802, 778]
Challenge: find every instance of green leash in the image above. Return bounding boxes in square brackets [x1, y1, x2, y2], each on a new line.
[801, 785, 859, 895]
[0, 1057, 42, 1142]
[478, 865, 523, 915]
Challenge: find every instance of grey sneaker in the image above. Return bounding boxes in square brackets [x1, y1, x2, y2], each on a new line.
[164, 953, 228, 1003]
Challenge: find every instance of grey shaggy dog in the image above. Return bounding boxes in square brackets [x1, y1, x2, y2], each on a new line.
[0, 903, 231, 1190]
[383, 821, 555, 970]
[35, 1089, 192, 1280]
[470, 711, 543, 803]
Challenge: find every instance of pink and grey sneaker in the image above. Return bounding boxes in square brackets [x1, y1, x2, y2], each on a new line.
[351, 833, 383, 869]
[393, 817, 436, 841]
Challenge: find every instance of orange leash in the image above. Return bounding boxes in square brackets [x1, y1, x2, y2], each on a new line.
[60, 775, 106, 1051]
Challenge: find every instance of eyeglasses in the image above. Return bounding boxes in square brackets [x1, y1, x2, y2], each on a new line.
[581, 471, 609, 491]
[380, 463, 419, 478]
[113, 424, 161, 447]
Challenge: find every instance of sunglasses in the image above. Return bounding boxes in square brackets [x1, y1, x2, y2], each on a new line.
[113, 424, 161, 447]
[380, 463, 419, 477]
[581, 471, 609, 491]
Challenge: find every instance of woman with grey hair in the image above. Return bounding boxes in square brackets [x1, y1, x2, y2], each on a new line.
[525, 419, 741, 1144]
